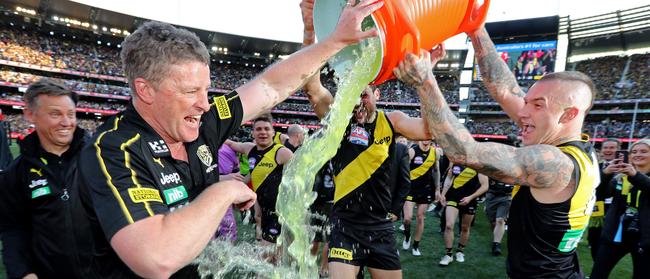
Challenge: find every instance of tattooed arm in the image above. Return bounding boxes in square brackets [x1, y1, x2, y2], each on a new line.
[468, 27, 525, 124]
[393, 49, 574, 192]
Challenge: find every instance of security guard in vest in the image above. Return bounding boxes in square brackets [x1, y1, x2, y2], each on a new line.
[227, 115, 293, 247]
[402, 140, 442, 256]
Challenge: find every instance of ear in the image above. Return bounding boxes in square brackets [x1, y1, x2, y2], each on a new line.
[374, 88, 381, 101]
[23, 107, 35, 123]
[133, 77, 155, 105]
[559, 107, 579, 124]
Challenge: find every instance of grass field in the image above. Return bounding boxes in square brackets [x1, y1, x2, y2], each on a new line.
[1, 140, 632, 278]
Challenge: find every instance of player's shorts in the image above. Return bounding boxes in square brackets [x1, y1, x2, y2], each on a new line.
[261, 210, 281, 243]
[485, 193, 511, 221]
[405, 187, 434, 204]
[328, 222, 401, 270]
[445, 188, 477, 215]
[310, 202, 332, 243]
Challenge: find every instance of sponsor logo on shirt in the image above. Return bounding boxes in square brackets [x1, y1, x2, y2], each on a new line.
[163, 185, 188, 205]
[29, 179, 48, 189]
[128, 188, 163, 203]
[414, 156, 424, 165]
[329, 248, 353, 261]
[257, 162, 275, 168]
[214, 95, 232, 119]
[29, 168, 43, 177]
[374, 136, 391, 145]
[248, 158, 257, 169]
[349, 126, 369, 146]
[31, 186, 51, 199]
[148, 140, 170, 155]
[160, 172, 182, 185]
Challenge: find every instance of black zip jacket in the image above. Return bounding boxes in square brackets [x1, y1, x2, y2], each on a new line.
[601, 171, 650, 247]
[0, 128, 93, 279]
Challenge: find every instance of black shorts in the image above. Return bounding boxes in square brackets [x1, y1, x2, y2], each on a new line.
[310, 202, 332, 243]
[261, 210, 281, 243]
[405, 187, 433, 204]
[485, 193, 511, 221]
[328, 223, 401, 270]
[446, 189, 477, 215]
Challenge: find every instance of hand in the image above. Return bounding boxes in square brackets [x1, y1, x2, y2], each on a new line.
[23, 274, 38, 279]
[220, 180, 256, 211]
[393, 46, 445, 88]
[614, 162, 638, 177]
[459, 196, 471, 206]
[603, 159, 623, 175]
[300, 0, 315, 34]
[220, 172, 245, 182]
[328, 0, 384, 46]
[439, 195, 446, 207]
[388, 213, 398, 222]
[434, 191, 440, 203]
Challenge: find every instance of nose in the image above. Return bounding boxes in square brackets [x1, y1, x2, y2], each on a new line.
[197, 90, 210, 112]
[61, 114, 75, 127]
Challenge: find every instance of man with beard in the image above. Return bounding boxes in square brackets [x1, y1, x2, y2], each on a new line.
[393, 27, 599, 278]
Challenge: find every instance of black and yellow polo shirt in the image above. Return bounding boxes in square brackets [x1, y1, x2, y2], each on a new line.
[507, 139, 599, 279]
[77, 91, 243, 278]
[330, 110, 396, 229]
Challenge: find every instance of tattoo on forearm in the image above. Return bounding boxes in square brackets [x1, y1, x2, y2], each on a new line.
[417, 81, 573, 188]
[473, 31, 525, 100]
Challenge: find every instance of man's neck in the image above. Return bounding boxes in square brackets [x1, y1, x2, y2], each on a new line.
[288, 137, 300, 147]
[135, 102, 188, 161]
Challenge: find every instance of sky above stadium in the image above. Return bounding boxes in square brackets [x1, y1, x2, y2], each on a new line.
[72, 0, 650, 43]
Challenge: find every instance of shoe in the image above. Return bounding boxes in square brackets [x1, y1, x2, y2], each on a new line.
[399, 224, 405, 231]
[412, 248, 421, 256]
[402, 238, 411, 250]
[492, 243, 502, 256]
[439, 254, 453, 266]
[455, 252, 465, 262]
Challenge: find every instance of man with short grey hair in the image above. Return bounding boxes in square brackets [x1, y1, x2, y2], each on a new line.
[285, 124, 306, 152]
[75, 1, 385, 278]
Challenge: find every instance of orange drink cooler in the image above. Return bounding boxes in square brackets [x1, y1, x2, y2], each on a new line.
[314, 0, 490, 85]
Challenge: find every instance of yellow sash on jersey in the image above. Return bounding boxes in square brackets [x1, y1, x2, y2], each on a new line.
[558, 144, 599, 231]
[334, 111, 393, 203]
[273, 132, 283, 145]
[251, 144, 283, 192]
[453, 167, 477, 189]
[410, 147, 436, 180]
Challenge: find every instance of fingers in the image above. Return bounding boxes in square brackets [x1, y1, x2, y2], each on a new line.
[357, 28, 380, 40]
[358, 1, 384, 17]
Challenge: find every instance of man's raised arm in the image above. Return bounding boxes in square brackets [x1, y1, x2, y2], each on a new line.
[468, 27, 525, 123]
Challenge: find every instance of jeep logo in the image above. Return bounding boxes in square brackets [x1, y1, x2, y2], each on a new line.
[29, 179, 48, 189]
[374, 136, 391, 145]
[160, 172, 181, 185]
[257, 162, 274, 168]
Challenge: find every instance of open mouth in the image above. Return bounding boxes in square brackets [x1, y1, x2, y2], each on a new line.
[184, 115, 201, 126]
[520, 123, 535, 138]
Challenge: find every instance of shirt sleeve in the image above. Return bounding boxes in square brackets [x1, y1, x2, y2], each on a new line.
[80, 139, 169, 241]
[204, 91, 244, 146]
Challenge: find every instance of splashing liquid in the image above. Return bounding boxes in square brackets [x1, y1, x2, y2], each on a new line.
[274, 34, 381, 278]
[195, 23, 381, 279]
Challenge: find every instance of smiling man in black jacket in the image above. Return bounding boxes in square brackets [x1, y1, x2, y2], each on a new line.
[0, 79, 89, 279]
